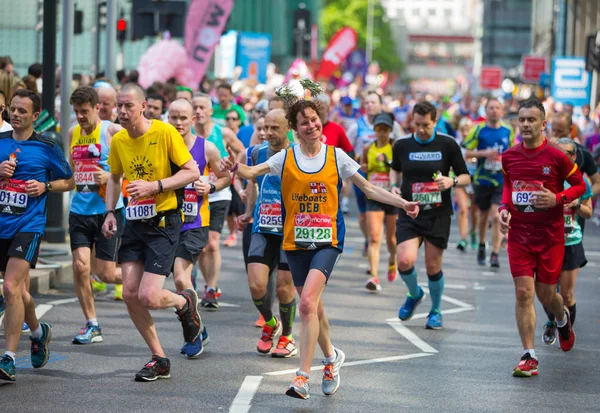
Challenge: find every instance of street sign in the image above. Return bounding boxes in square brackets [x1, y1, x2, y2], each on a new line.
[522, 55, 547, 82]
[480, 66, 502, 90]
[551, 57, 591, 106]
[539, 72, 551, 88]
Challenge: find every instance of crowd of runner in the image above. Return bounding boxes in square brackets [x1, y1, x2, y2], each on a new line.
[0, 57, 599, 393]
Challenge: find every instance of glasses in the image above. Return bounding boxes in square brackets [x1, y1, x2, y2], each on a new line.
[226, 117, 240, 121]
[566, 151, 576, 156]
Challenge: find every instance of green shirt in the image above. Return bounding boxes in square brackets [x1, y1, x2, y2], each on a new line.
[212, 103, 246, 127]
[564, 179, 592, 246]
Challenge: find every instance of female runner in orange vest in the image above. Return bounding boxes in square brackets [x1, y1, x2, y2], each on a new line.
[221, 98, 420, 400]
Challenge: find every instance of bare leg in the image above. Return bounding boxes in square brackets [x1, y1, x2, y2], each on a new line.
[514, 276, 536, 349]
[199, 230, 221, 289]
[296, 270, 328, 373]
[366, 210, 384, 279]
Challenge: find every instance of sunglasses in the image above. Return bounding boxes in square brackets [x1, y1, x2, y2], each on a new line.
[566, 151, 576, 156]
[226, 117, 240, 121]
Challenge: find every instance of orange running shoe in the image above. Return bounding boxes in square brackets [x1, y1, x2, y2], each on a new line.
[257, 318, 281, 354]
[254, 314, 265, 328]
[272, 336, 297, 358]
[223, 234, 237, 247]
[286, 374, 310, 399]
[387, 261, 397, 282]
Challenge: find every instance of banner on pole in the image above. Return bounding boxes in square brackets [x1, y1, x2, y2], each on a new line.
[316, 27, 357, 80]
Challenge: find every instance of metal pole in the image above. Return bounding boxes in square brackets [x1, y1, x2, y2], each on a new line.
[106, 0, 117, 84]
[41, 0, 56, 122]
[591, 70, 598, 110]
[60, 0, 74, 152]
[366, 0, 374, 63]
[95, 1, 102, 75]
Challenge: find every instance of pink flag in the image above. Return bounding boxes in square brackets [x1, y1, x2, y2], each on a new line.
[185, 0, 235, 90]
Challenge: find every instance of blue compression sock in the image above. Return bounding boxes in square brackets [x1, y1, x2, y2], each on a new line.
[399, 267, 419, 297]
[428, 271, 444, 313]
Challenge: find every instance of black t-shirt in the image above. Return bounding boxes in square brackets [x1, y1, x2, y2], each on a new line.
[575, 142, 597, 177]
[391, 133, 469, 217]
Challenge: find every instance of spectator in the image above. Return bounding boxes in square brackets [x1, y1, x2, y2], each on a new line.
[0, 56, 14, 75]
[144, 93, 166, 121]
[22, 75, 38, 94]
[0, 91, 12, 131]
[128, 69, 139, 84]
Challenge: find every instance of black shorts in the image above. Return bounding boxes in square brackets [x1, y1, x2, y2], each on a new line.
[366, 199, 398, 216]
[175, 226, 209, 264]
[0, 232, 42, 271]
[562, 242, 587, 271]
[69, 209, 124, 262]
[228, 186, 244, 216]
[285, 247, 341, 287]
[248, 232, 289, 271]
[396, 213, 452, 250]
[209, 200, 230, 233]
[118, 211, 182, 276]
[473, 184, 503, 211]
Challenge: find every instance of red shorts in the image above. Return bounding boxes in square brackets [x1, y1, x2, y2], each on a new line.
[507, 242, 564, 285]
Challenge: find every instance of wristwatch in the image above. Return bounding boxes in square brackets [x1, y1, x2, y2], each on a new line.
[45, 182, 52, 192]
[453, 176, 458, 187]
[209, 183, 216, 194]
[103, 210, 115, 219]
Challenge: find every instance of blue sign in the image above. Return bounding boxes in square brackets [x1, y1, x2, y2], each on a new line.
[237, 32, 272, 84]
[551, 57, 591, 106]
[539, 72, 551, 88]
[216, 30, 238, 80]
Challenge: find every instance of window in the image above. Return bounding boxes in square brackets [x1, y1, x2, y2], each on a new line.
[429, 9, 436, 16]
[412, 8, 420, 16]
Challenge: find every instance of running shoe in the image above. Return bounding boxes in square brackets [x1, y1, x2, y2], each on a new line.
[0, 295, 5, 319]
[223, 234, 237, 247]
[470, 232, 477, 250]
[387, 262, 397, 282]
[490, 252, 500, 268]
[398, 287, 426, 321]
[557, 308, 576, 352]
[183, 334, 204, 359]
[512, 352, 538, 377]
[181, 325, 210, 354]
[257, 318, 282, 354]
[201, 286, 222, 307]
[272, 336, 297, 358]
[425, 310, 443, 330]
[456, 239, 467, 252]
[72, 322, 103, 344]
[477, 243, 486, 266]
[0, 355, 15, 381]
[286, 373, 310, 399]
[134, 355, 171, 382]
[91, 276, 107, 294]
[113, 284, 123, 301]
[341, 196, 350, 214]
[30, 322, 52, 368]
[176, 289, 201, 343]
[322, 348, 345, 396]
[365, 277, 382, 292]
[255, 314, 265, 328]
[542, 321, 557, 345]
[22, 322, 30, 334]
[201, 288, 219, 309]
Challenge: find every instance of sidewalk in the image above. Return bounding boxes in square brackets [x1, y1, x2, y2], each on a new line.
[23, 242, 73, 295]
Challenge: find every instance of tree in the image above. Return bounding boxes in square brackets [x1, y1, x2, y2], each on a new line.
[321, 0, 403, 74]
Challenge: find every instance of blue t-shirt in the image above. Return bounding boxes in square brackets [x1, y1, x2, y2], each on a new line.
[237, 125, 254, 149]
[0, 131, 73, 238]
[462, 123, 514, 186]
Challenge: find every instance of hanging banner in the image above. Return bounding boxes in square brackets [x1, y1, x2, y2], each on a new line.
[237, 32, 272, 84]
[316, 27, 357, 80]
[185, 0, 234, 89]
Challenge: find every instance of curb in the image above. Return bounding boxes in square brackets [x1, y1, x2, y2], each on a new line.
[29, 262, 74, 295]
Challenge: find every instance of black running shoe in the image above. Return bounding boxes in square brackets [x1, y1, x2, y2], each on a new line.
[542, 321, 557, 345]
[477, 244, 486, 266]
[134, 355, 171, 382]
[176, 289, 201, 342]
[490, 252, 500, 268]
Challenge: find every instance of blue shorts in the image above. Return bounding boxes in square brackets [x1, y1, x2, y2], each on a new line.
[285, 248, 341, 287]
[353, 170, 367, 213]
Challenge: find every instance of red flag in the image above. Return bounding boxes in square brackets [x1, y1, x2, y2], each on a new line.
[316, 27, 357, 80]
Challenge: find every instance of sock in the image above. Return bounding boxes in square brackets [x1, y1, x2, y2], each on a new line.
[4, 351, 15, 361]
[296, 370, 310, 379]
[568, 303, 576, 326]
[428, 271, 444, 313]
[524, 348, 536, 359]
[253, 293, 274, 324]
[31, 324, 43, 339]
[264, 317, 277, 327]
[399, 267, 419, 297]
[543, 305, 555, 322]
[479, 242, 485, 248]
[279, 297, 296, 337]
[324, 347, 336, 364]
[87, 319, 99, 326]
[556, 312, 568, 328]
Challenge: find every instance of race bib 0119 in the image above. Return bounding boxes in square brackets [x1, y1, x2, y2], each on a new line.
[0, 178, 28, 215]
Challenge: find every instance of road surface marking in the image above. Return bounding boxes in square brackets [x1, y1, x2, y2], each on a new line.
[35, 304, 53, 319]
[230, 376, 263, 413]
[46, 297, 80, 306]
[388, 321, 438, 353]
[482, 271, 495, 277]
[421, 287, 473, 309]
[385, 306, 476, 323]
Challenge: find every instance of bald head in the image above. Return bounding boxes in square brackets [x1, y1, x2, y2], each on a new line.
[96, 85, 117, 121]
[265, 109, 289, 148]
[168, 98, 196, 137]
[119, 83, 146, 103]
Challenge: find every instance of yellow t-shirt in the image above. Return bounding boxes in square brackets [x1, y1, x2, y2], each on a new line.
[108, 120, 192, 213]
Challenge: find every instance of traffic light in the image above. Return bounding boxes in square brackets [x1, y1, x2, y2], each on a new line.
[292, 8, 311, 59]
[117, 18, 127, 43]
[74, 9, 84, 35]
[585, 33, 600, 72]
[98, 1, 107, 29]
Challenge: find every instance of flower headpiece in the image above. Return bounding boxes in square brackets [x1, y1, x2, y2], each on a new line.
[275, 78, 324, 106]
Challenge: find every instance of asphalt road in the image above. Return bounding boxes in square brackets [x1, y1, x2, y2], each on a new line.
[1, 214, 600, 413]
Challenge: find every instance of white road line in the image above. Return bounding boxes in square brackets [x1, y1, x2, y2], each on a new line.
[586, 262, 596, 267]
[444, 284, 467, 290]
[263, 353, 434, 376]
[584, 250, 600, 257]
[385, 306, 475, 322]
[229, 376, 263, 413]
[387, 321, 438, 353]
[218, 302, 241, 308]
[35, 304, 54, 319]
[482, 271, 496, 277]
[421, 287, 473, 309]
[45, 297, 79, 306]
